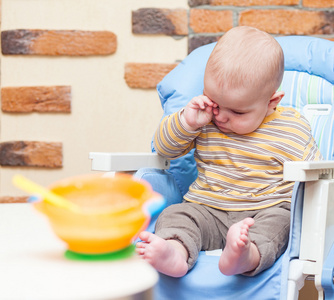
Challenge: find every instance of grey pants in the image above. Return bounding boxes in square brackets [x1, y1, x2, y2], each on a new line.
[155, 201, 291, 276]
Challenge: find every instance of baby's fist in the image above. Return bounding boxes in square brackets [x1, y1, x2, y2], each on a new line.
[181, 95, 216, 131]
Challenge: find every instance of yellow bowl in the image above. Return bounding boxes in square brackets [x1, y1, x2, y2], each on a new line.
[34, 174, 160, 254]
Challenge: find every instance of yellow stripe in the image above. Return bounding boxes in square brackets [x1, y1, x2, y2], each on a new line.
[200, 160, 282, 171]
[256, 126, 309, 141]
[174, 111, 194, 137]
[155, 112, 199, 158]
[184, 198, 291, 211]
[194, 172, 294, 197]
[197, 143, 301, 162]
[154, 118, 175, 156]
[255, 182, 295, 196]
[205, 170, 269, 189]
[154, 116, 181, 156]
[197, 138, 304, 161]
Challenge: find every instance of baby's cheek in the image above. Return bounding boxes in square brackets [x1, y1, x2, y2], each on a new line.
[233, 119, 258, 135]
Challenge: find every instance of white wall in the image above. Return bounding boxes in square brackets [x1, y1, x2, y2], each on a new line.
[0, 0, 188, 196]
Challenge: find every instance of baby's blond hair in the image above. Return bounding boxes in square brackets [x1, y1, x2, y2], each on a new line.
[205, 26, 284, 98]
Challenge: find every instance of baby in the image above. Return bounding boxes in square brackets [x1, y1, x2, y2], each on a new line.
[136, 26, 322, 278]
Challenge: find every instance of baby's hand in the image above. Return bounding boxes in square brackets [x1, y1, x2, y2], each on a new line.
[181, 95, 217, 131]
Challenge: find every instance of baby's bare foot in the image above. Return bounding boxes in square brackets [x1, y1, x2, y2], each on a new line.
[219, 217, 260, 276]
[136, 231, 188, 277]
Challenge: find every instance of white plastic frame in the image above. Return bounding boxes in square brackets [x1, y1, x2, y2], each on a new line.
[284, 161, 334, 300]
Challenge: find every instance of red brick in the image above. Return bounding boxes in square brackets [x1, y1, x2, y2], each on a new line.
[190, 9, 233, 33]
[189, 0, 298, 6]
[0, 197, 28, 203]
[132, 8, 188, 35]
[188, 0, 210, 5]
[214, 0, 298, 4]
[303, 0, 334, 8]
[1, 86, 71, 113]
[124, 63, 178, 89]
[239, 10, 334, 35]
[0, 141, 63, 168]
[1, 30, 117, 56]
[188, 35, 221, 53]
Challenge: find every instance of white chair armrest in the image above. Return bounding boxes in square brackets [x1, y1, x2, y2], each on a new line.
[285, 160, 334, 297]
[283, 161, 334, 182]
[89, 152, 170, 172]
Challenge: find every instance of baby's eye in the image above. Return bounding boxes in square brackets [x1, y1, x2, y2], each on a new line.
[232, 110, 245, 115]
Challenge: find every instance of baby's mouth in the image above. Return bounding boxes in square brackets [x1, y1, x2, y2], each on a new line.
[214, 121, 230, 133]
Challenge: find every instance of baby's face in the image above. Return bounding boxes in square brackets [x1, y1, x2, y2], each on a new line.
[203, 73, 275, 135]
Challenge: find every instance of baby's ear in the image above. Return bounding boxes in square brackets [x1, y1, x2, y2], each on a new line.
[269, 91, 285, 110]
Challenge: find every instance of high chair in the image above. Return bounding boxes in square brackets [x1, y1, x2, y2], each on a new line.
[90, 36, 334, 300]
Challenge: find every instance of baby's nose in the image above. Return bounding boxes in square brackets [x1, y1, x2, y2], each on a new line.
[215, 109, 229, 123]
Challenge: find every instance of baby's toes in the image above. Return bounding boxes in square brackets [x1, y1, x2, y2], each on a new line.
[135, 245, 146, 256]
[136, 241, 146, 248]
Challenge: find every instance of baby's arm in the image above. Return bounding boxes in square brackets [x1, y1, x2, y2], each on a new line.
[154, 95, 214, 159]
[181, 95, 217, 131]
[153, 95, 216, 159]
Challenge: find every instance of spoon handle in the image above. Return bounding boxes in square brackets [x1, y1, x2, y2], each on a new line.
[12, 175, 80, 212]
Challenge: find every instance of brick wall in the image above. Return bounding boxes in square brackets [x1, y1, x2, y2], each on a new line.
[128, 1, 333, 87]
[0, 0, 333, 202]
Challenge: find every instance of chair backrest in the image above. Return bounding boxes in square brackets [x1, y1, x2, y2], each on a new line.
[278, 36, 334, 160]
[155, 36, 334, 196]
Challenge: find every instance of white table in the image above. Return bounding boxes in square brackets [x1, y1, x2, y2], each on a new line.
[0, 204, 158, 300]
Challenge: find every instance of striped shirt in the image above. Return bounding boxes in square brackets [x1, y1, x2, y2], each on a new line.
[154, 107, 323, 211]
